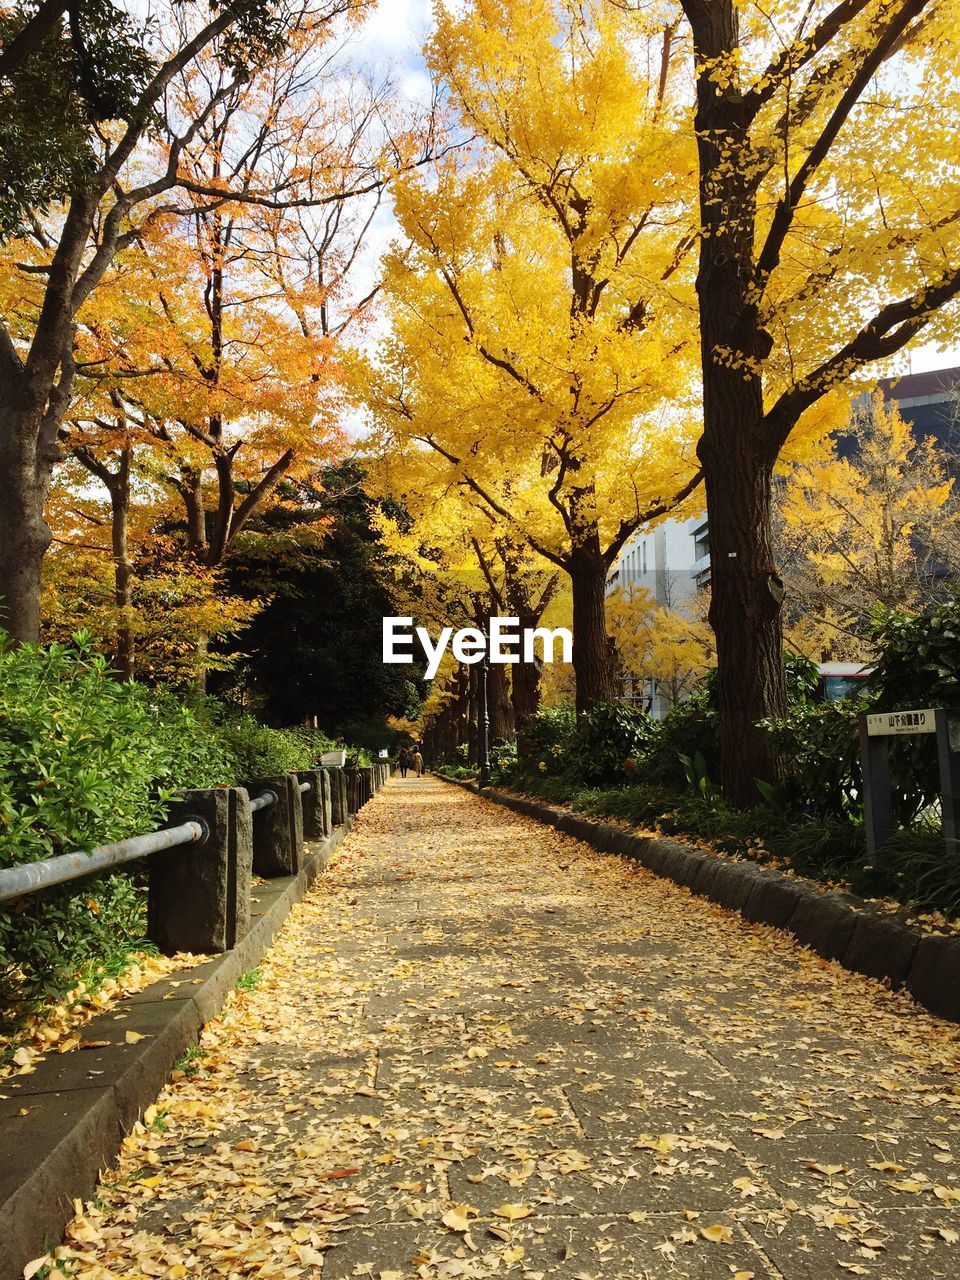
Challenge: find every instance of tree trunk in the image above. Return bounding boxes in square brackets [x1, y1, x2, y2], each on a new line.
[110, 447, 135, 680]
[699, 433, 787, 806]
[568, 543, 617, 713]
[687, 0, 787, 804]
[511, 646, 541, 730]
[488, 658, 513, 741]
[453, 668, 469, 752]
[467, 665, 479, 764]
[502, 549, 551, 730]
[0, 406, 53, 643]
[438, 703, 454, 761]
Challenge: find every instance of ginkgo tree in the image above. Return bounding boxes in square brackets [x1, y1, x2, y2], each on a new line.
[673, 0, 960, 801]
[607, 585, 714, 711]
[368, 441, 561, 734]
[361, 0, 705, 711]
[0, 0, 359, 641]
[778, 394, 960, 660]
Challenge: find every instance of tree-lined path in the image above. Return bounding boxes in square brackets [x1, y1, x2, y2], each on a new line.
[50, 779, 960, 1279]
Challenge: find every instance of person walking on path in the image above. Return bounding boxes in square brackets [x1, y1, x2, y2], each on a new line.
[397, 747, 411, 778]
[411, 747, 424, 777]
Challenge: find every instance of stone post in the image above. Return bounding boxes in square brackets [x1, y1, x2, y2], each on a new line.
[296, 769, 326, 841]
[148, 787, 252, 954]
[246, 774, 304, 876]
[316, 767, 332, 836]
[345, 768, 359, 815]
[324, 766, 345, 826]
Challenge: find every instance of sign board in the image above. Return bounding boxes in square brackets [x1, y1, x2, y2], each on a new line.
[865, 709, 937, 737]
[860, 707, 960, 863]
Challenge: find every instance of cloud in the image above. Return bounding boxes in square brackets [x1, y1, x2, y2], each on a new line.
[349, 0, 434, 81]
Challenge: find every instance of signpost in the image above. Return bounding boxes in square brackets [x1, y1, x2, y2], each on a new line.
[860, 707, 960, 861]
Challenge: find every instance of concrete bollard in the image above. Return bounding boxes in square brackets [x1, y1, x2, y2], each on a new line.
[148, 787, 253, 954]
[246, 774, 304, 876]
[296, 769, 326, 841]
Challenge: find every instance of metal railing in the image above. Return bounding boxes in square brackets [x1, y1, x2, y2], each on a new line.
[0, 787, 278, 906]
[249, 788, 278, 814]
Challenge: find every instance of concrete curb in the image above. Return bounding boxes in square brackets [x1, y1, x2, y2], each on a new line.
[0, 819, 353, 1280]
[440, 776, 960, 1026]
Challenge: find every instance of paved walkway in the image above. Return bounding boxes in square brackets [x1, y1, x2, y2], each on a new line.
[53, 778, 960, 1279]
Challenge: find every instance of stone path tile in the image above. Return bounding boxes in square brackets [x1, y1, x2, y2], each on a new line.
[40, 777, 960, 1279]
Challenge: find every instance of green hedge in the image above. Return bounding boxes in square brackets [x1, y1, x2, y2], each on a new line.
[0, 634, 342, 1027]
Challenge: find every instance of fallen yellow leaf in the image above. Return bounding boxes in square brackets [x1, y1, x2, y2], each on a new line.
[700, 1223, 733, 1243]
[493, 1203, 533, 1221]
[441, 1204, 477, 1232]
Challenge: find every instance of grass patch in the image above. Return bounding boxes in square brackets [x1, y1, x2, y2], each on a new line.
[173, 1044, 206, 1078]
[235, 966, 262, 992]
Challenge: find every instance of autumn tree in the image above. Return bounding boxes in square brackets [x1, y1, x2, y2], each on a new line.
[367, 433, 562, 734]
[362, 0, 704, 712]
[674, 0, 960, 802]
[607, 585, 714, 710]
[41, 402, 260, 686]
[0, 1, 377, 643]
[778, 393, 960, 660]
[129, 19, 400, 586]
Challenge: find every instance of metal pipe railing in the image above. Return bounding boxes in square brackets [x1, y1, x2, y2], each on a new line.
[249, 789, 277, 814]
[0, 786, 280, 906]
[0, 820, 206, 906]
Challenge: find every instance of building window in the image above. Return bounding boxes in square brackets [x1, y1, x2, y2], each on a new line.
[641, 540, 648, 574]
[693, 522, 710, 561]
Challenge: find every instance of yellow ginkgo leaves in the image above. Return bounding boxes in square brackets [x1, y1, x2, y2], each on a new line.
[700, 1223, 734, 1244]
[492, 1203, 534, 1222]
[441, 1204, 479, 1232]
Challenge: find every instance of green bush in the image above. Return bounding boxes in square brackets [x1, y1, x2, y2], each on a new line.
[0, 634, 356, 1025]
[759, 700, 863, 821]
[643, 699, 720, 789]
[213, 714, 316, 777]
[0, 635, 193, 865]
[0, 636, 225, 1020]
[490, 739, 517, 782]
[758, 601, 960, 827]
[861, 598, 960, 823]
[566, 700, 657, 785]
[437, 763, 475, 780]
[516, 703, 576, 776]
